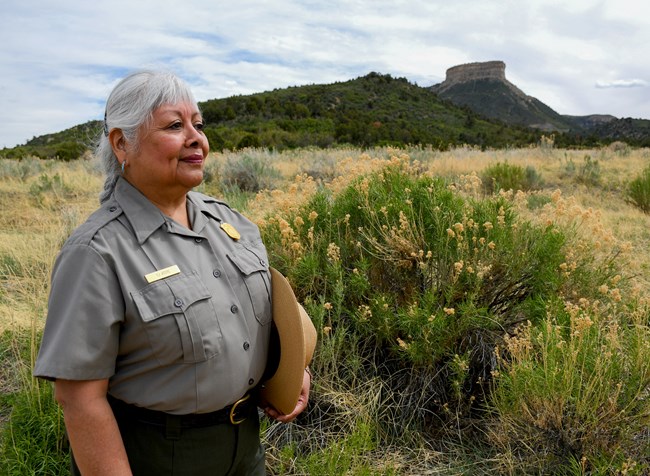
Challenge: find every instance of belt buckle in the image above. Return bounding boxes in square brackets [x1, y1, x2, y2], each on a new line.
[229, 394, 251, 425]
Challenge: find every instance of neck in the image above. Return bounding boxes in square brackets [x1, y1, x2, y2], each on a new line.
[122, 177, 192, 228]
[154, 197, 190, 229]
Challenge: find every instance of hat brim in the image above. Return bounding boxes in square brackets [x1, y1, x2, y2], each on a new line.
[261, 268, 316, 415]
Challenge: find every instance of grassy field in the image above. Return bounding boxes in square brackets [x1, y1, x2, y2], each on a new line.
[1, 144, 649, 475]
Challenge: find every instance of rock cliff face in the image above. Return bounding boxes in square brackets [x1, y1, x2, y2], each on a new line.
[446, 60, 506, 83]
[432, 60, 527, 100]
[429, 61, 648, 137]
[429, 60, 577, 131]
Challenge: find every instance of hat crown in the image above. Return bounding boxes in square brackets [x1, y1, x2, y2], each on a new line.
[261, 268, 317, 415]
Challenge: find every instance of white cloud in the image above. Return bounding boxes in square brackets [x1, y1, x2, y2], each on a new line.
[1, 0, 650, 148]
[595, 79, 648, 89]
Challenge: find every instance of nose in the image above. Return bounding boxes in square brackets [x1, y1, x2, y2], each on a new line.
[185, 125, 202, 148]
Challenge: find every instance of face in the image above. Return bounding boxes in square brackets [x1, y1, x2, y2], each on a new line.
[117, 101, 209, 201]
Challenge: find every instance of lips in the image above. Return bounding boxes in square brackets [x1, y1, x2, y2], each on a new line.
[181, 153, 204, 164]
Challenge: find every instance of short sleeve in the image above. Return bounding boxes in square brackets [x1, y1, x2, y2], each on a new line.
[34, 244, 123, 380]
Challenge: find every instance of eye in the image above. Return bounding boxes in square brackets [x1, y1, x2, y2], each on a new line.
[194, 122, 205, 131]
[168, 121, 182, 130]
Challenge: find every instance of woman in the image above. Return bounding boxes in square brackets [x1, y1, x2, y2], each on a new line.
[34, 70, 310, 475]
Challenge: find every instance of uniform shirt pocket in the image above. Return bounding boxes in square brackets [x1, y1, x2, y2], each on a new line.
[132, 271, 223, 364]
[227, 245, 271, 325]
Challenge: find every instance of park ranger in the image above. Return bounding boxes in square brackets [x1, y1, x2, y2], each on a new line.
[34, 70, 313, 476]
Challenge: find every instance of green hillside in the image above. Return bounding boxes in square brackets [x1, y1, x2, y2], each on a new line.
[0, 120, 102, 161]
[1, 73, 541, 160]
[198, 72, 539, 151]
[4, 71, 649, 161]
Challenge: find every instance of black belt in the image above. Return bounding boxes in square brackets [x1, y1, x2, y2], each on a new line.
[107, 393, 255, 428]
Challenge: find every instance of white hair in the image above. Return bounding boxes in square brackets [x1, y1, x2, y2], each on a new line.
[97, 70, 198, 203]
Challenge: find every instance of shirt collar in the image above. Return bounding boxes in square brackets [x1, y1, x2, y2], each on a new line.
[186, 191, 223, 233]
[114, 177, 168, 244]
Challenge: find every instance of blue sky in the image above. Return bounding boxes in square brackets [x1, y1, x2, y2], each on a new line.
[1, 0, 649, 148]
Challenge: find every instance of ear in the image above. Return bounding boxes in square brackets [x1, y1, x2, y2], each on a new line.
[108, 129, 128, 162]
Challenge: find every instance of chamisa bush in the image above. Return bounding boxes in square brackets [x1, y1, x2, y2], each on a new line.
[627, 165, 650, 213]
[220, 149, 282, 193]
[256, 154, 649, 475]
[481, 161, 543, 194]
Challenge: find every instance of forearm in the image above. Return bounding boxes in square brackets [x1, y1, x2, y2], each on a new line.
[56, 380, 131, 475]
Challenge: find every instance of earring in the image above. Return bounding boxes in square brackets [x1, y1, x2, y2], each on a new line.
[121, 161, 126, 174]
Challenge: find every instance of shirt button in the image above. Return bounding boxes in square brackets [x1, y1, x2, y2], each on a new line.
[243, 342, 250, 351]
[194, 237, 203, 243]
[109, 206, 117, 212]
[248, 378, 255, 386]
[259, 259, 266, 266]
[174, 299, 184, 308]
[230, 305, 239, 314]
[213, 269, 221, 278]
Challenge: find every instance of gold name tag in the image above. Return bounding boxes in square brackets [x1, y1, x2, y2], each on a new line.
[145, 265, 181, 284]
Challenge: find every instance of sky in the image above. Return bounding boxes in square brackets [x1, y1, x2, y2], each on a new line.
[1, 0, 649, 148]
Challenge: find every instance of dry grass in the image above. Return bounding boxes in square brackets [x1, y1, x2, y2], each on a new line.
[423, 146, 650, 291]
[0, 161, 102, 332]
[1, 146, 649, 474]
[2, 146, 649, 328]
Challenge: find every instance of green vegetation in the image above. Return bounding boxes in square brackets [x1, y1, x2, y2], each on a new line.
[0, 121, 100, 161]
[481, 162, 544, 194]
[1, 147, 649, 475]
[199, 73, 540, 151]
[627, 165, 650, 213]
[0, 331, 69, 475]
[490, 300, 650, 473]
[220, 151, 283, 193]
[253, 154, 649, 474]
[262, 160, 565, 413]
[560, 154, 605, 187]
[3, 72, 650, 162]
[0, 73, 544, 161]
[433, 78, 575, 131]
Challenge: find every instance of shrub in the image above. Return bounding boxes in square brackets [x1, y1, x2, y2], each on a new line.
[0, 331, 69, 475]
[608, 141, 630, 155]
[203, 126, 227, 152]
[54, 142, 87, 161]
[236, 133, 261, 149]
[526, 192, 552, 210]
[260, 158, 567, 431]
[489, 298, 650, 474]
[256, 153, 646, 474]
[481, 162, 543, 194]
[0, 157, 43, 181]
[29, 173, 74, 208]
[576, 154, 601, 186]
[219, 152, 282, 193]
[627, 166, 650, 213]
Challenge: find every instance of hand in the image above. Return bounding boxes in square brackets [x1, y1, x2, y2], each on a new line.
[263, 368, 311, 423]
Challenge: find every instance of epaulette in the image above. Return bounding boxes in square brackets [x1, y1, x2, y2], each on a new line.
[189, 191, 232, 209]
[63, 199, 124, 247]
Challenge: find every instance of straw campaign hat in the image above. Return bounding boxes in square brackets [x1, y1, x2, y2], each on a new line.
[261, 268, 317, 415]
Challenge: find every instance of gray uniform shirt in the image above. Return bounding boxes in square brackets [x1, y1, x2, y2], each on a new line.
[34, 178, 271, 414]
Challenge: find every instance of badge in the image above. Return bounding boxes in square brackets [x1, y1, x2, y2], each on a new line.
[145, 265, 181, 284]
[221, 223, 241, 241]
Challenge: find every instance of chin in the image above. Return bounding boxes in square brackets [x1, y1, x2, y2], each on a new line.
[181, 172, 204, 189]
